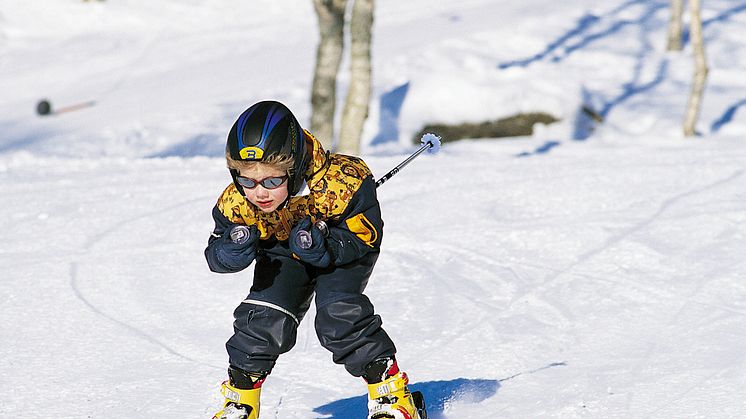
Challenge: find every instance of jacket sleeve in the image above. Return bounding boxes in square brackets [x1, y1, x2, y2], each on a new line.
[325, 176, 383, 266]
[204, 205, 244, 273]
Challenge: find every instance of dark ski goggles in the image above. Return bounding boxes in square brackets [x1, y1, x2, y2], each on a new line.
[235, 175, 288, 190]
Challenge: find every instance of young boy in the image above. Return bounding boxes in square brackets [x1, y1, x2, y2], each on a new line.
[205, 101, 425, 419]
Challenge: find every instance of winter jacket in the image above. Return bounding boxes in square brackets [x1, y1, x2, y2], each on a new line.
[205, 131, 383, 271]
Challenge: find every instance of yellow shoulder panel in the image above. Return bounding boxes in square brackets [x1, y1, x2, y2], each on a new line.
[309, 154, 372, 219]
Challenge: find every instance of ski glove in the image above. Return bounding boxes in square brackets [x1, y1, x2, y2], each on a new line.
[289, 217, 331, 268]
[213, 224, 259, 271]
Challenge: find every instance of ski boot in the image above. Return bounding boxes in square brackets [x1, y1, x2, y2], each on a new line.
[212, 367, 266, 419]
[364, 357, 427, 419]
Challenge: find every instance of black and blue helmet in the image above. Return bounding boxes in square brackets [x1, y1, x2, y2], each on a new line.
[226, 101, 310, 196]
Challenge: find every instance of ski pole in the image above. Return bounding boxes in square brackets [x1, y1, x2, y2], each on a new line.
[375, 133, 441, 188]
[36, 99, 96, 116]
[295, 133, 442, 249]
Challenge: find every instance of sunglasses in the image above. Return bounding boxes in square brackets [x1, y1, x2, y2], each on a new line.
[235, 175, 288, 190]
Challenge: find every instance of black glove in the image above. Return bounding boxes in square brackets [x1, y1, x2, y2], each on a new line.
[214, 224, 259, 271]
[289, 217, 331, 267]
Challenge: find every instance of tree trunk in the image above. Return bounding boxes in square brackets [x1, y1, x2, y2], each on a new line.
[683, 0, 708, 137]
[337, 0, 374, 155]
[311, 0, 347, 150]
[666, 0, 684, 51]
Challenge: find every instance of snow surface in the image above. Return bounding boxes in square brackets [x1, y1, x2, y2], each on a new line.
[2, 0, 746, 417]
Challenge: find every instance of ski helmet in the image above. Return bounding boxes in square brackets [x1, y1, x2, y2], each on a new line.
[226, 101, 309, 196]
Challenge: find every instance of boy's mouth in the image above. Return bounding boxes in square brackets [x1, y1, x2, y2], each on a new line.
[256, 200, 274, 209]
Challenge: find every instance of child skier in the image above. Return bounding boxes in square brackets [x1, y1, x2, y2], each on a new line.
[205, 100, 426, 419]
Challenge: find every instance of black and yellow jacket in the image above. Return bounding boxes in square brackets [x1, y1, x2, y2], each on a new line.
[206, 131, 383, 271]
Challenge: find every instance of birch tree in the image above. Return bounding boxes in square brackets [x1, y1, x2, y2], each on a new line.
[666, 0, 684, 51]
[337, 0, 374, 155]
[683, 0, 708, 136]
[310, 0, 375, 154]
[310, 0, 347, 150]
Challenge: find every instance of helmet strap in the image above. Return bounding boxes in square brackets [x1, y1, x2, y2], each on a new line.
[229, 168, 247, 197]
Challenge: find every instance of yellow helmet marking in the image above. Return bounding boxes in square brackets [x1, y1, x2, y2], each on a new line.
[239, 146, 264, 160]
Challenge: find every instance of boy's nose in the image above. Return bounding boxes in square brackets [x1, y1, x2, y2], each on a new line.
[255, 186, 270, 197]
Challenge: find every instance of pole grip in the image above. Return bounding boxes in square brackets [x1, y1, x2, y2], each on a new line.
[295, 220, 329, 249]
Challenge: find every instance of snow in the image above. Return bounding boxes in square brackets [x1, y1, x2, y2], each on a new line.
[2, 0, 746, 417]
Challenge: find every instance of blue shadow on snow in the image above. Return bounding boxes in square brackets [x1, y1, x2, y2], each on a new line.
[501, 0, 746, 142]
[506, 0, 669, 158]
[711, 98, 746, 133]
[497, 13, 601, 69]
[0, 122, 55, 154]
[497, 0, 666, 69]
[577, 0, 669, 127]
[370, 82, 410, 146]
[313, 378, 498, 419]
[515, 140, 562, 158]
[682, 2, 746, 46]
[148, 133, 225, 158]
[597, 60, 669, 122]
[571, 87, 599, 141]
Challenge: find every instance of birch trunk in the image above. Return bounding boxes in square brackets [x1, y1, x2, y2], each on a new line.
[666, 0, 684, 51]
[337, 0, 374, 155]
[683, 0, 708, 136]
[311, 0, 347, 150]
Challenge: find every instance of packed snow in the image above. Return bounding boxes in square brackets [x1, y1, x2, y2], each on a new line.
[2, 0, 746, 417]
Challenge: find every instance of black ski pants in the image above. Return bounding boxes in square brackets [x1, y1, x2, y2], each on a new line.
[226, 249, 396, 377]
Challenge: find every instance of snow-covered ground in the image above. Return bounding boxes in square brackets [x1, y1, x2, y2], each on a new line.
[2, 1, 746, 417]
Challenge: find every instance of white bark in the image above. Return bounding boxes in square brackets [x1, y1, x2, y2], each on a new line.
[683, 0, 708, 137]
[666, 0, 684, 51]
[310, 0, 347, 150]
[337, 0, 374, 155]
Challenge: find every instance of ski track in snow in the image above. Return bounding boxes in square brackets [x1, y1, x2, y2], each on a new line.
[69, 262, 221, 370]
[530, 167, 746, 293]
[68, 195, 225, 371]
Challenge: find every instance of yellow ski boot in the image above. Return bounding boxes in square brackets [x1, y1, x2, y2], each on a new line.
[212, 368, 265, 419]
[365, 358, 427, 419]
[213, 380, 260, 419]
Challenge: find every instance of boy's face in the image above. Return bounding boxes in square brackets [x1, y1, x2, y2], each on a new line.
[238, 164, 289, 213]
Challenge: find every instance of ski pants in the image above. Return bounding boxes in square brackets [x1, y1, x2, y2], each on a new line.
[226, 250, 396, 377]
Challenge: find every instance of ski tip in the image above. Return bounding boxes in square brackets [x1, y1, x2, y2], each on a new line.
[421, 133, 441, 154]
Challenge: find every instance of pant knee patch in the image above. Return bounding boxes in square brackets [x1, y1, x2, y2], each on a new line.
[314, 295, 396, 376]
[228, 302, 299, 372]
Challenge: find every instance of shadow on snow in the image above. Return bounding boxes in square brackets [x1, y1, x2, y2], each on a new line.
[313, 378, 498, 419]
[313, 362, 566, 418]
[510, 0, 673, 156]
[571, 1, 669, 141]
[497, 0, 667, 70]
[499, 0, 746, 146]
[0, 122, 56, 155]
[371, 82, 411, 147]
[148, 133, 225, 158]
[516, 140, 562, 158]
[711, 98, 746, 133]
[682, 2, 746, 45]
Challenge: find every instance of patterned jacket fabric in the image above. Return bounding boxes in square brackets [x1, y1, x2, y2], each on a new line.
[209, 130, 383, 267]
